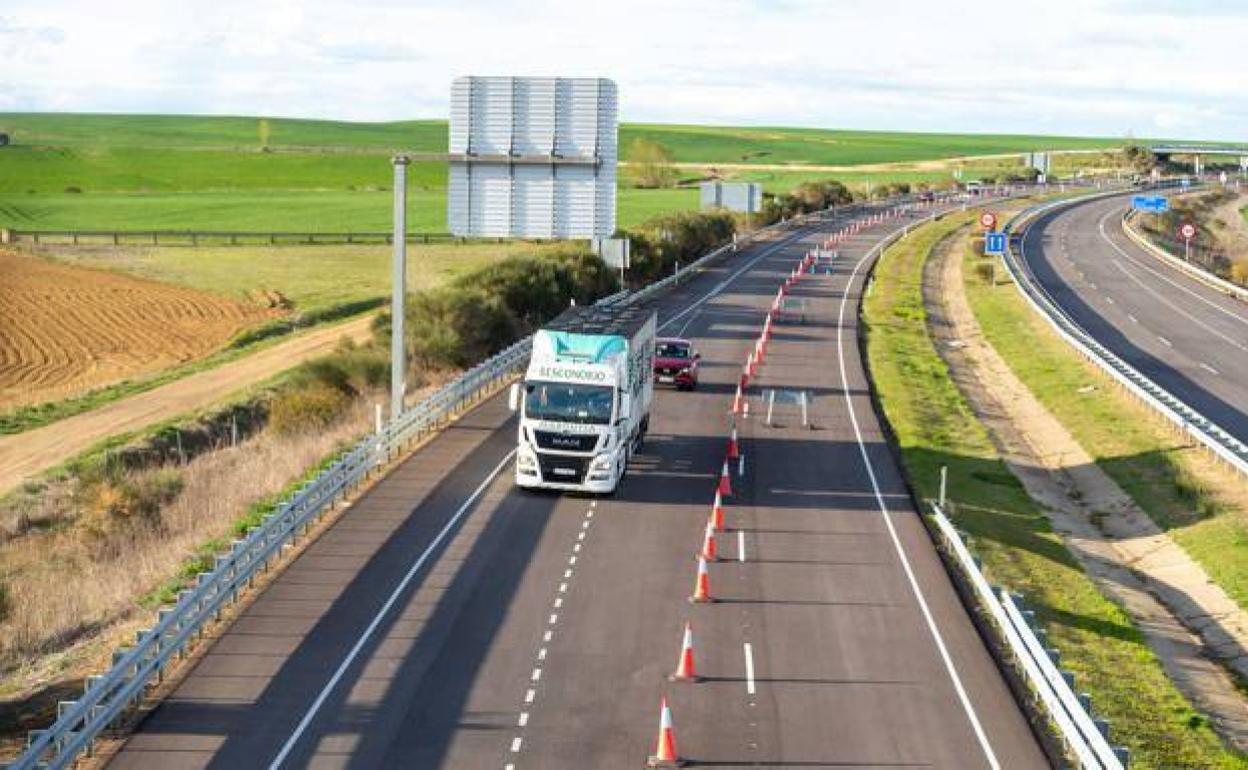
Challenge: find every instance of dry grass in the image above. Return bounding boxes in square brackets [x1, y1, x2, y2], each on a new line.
[0, 394, 376, 683]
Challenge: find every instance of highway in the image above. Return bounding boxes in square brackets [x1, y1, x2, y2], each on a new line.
[105, 203, 1046, 769]
[1019, 192, 1248, 445]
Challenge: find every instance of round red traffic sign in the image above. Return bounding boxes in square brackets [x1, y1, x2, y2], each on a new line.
[979, 212, 997, 230]
[1179, 223, 1197, 241]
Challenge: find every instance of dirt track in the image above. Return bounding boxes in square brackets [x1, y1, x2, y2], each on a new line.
[0, 314, 374, 496]
[0, 250, 277, 410]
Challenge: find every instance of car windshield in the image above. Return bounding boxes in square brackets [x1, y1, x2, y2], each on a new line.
[524, 381, 615, 425]
[656, 342, 690, 359]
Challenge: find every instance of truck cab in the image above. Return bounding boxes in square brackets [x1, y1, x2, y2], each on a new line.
[509, 305, 656, 494]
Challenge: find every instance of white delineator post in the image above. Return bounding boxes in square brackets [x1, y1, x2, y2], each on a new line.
[391, 155, 410, 420]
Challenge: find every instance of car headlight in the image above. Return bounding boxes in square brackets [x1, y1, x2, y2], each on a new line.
[678, 367, 691, 375]
[590, 453, 613, 471]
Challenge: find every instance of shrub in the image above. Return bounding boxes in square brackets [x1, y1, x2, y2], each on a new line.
[80, 468, 184, 539]
[0, 580, 9, 623]
[624, 210, 737, 285]
[1231, 261, 1248, 287]
[268, 382, 353, 435]
[64, 186, 83, 194]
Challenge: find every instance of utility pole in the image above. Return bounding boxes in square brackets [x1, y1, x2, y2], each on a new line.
[390, 155, 410, 420]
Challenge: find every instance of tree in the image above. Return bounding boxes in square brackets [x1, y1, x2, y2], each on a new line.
[1123, 144, 1157, 174]
[258, 119, 272, 152]
[627, 138, 677, 188]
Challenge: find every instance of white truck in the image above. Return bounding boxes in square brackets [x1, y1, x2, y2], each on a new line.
[508, 304, 656, 494]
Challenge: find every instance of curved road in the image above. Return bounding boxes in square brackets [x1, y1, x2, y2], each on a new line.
[1019, 193, 1248, 445]
[105, 203, 1045, 769]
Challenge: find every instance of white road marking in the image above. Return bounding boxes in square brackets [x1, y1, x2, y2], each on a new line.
[744, 643, 757, 695]
[1105, 297, 1114, 305]
[510, 737, 523, 753]
[738, 530, 746, 563]
[1201, 363, 1220, 376]
[1128, 314, 1138, 323]
[1158, 336, 1172, 347]
[569, 555, 577, 566]
[558, 582, 568, 593]
[537, 648, 547, 661]
[530, 668, 542, 682]
[563, 569, 572, 579]
[525, 689, 536, 704]
[267, 452, 516, 770]
[836, 226, 1001, 770]
[518, 712, 529, 727]
[553, 597, 563, 609]
[543, 630, 553, 643]
[573, 542, 582, 553]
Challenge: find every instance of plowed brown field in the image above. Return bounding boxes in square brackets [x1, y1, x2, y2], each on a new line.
[0, 250, 276, 410]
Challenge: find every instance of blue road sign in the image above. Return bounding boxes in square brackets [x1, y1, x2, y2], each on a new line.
[1132, 195, 1169, 213]
[984, 232, 1007, 255]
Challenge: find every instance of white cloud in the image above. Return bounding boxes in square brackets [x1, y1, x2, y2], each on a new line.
[0, 0, 1245, 141]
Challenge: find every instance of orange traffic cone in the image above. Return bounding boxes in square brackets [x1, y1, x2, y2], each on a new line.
[731, 384, 743, 415]
[727, 426, 740, 460]
[689, 555, 713, 603]
[670, 622, 701, 682]
[711, 490, 725, 531]
[647, 697, 683, 767]
[699, 518, 718, 561]
[717, 460, 733, 497]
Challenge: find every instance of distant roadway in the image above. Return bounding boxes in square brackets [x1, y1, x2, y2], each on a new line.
[1018, 193, 1248, 445]
[0, 315, 374, 496]
[105, 203, 1046, 769]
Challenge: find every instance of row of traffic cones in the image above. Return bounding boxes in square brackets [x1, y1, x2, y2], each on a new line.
[651, 208, 895, 766]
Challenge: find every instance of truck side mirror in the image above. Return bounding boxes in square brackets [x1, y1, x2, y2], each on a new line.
[508, 383, 521, 413]
[693, 351, 701, 361]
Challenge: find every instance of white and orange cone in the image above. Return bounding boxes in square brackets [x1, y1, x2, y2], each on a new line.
[731, 384, 743, 415]
[647, 697, 683, 767]
[689, 555, 713, 603]
[727, 426, 740, 460]
[670, 622, 701, 682]
[711, 490, 725, 531]
[699, 519, 718, 562]
[717, 460, 733, 497]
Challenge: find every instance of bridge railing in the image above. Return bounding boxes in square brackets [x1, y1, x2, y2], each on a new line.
[999, 194, 1248, 480]
[7, 189, 954, 770]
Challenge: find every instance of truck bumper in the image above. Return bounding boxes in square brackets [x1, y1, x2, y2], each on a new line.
[516, 470, 619, 495]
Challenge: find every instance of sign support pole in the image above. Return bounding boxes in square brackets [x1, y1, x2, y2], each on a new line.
[391, 155, 411, 420]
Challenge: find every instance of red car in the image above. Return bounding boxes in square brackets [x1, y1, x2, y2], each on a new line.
[654, 337, 700, 390]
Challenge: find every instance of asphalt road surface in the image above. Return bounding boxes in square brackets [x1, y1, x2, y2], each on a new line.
[107, 202, 1046, 770]
[1019, 192, 1248, 444]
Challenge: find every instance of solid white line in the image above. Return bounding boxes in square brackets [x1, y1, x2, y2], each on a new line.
[835, 228, 1001, 770]
[267, 451, 516, 769]
[738, 530, 746, 563]
[743, 643, 756, 695]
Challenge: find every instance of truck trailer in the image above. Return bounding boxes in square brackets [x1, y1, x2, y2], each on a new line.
[508, 304, 656, 494]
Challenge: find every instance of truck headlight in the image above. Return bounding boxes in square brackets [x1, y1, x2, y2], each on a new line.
[517, 452, 537, 472]
[590, 453, 613, 471]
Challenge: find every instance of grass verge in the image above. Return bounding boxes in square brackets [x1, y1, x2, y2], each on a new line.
[965, 231, 1248, 613]
[863, 212, 1247, 768]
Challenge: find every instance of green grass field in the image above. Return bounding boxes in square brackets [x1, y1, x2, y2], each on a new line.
[863, 212, 1247, 769]
[0, 112, 1143, 234]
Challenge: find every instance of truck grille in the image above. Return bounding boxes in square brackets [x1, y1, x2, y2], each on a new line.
[537, 453, 589, 484]
[533, 430, 599, 453]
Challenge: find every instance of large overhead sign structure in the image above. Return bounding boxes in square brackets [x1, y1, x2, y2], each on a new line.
[448, 76, 618, 239]
[700, 182, 762, 214]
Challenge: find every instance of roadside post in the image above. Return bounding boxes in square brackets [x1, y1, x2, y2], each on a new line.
[1179, 222, 1196, 263]
[391, 155, 410, 420]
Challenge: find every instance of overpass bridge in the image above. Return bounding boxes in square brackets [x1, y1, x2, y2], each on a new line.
[1150, 144, 1248, 175]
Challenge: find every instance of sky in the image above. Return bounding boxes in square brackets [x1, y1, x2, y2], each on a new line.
[1, 0, 1246, 140]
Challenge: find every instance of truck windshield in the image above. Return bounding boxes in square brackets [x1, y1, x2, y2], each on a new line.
[524, 381, 615, 425]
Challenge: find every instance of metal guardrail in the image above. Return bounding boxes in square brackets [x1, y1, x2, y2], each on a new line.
[0, 229, 496, 247]
[1000, 194, 1248, 479]
[8, 192, 932, 770]
[930, 504, 1127, 769]
[1121, 209, 1248, 304]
